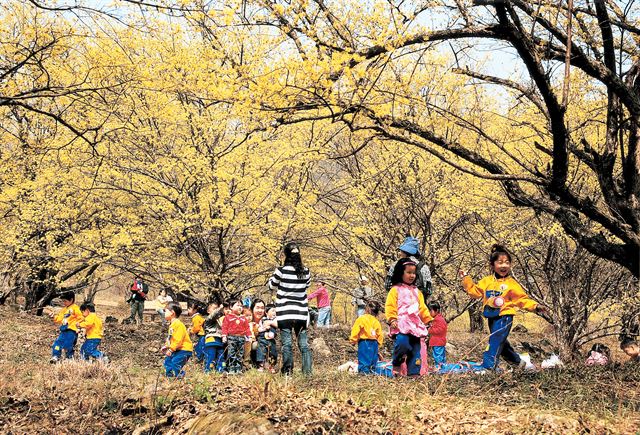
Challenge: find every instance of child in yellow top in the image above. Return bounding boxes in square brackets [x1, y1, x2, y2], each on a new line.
[459, 244, 544, 370]
[350, 301, 383, 374]
[187, 302, 206, 363]
[50, 291, 84, 362]
[162, 302, 193, 377]
[78, 303, 106, 362]
[385, 258, 433, 376]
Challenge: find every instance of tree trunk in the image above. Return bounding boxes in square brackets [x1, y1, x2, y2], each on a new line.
[468, 304, 484, 333]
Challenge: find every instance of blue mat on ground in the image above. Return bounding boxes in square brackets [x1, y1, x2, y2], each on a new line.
[437, 361, 484, 374]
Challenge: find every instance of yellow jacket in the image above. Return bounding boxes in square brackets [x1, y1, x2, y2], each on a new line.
[78, 313, 104, 339]
[166, 318, 193, 352]
[385, 286, 433, 324]
[462, 274, 538, 316]
[189, 313, 205, 336]
[350, 314, 383, 347]
[53, 304, 84, 332]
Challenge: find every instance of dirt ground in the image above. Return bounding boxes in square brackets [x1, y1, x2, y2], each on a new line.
[0, 305, 639, 434]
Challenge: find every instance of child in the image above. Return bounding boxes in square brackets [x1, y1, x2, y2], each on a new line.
[222, 299, 251, 374]
[78, 303, 106, 362]
[162, 302, 193, 377]
[385, 257, 433, 376]
[188, 302, 206, 363]
[50, 291, 84, 362]
[349, 301, 383, 374]
[621, 338, 640, 362]
[256, 304, 278, 372]
[585, 343, 610, 366]
[459, 244, 544, 371]
[427, 301, 447, 368]
[203, 301, 225, 373]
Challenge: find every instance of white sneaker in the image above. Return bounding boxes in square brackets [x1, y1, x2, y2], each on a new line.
[519, 353, 537, 371]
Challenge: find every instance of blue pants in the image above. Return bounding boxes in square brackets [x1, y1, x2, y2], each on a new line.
[80, 338, 104, 360]
[431, 346, 446, 367]
[256, 336, 278, 365]
[226, 336, 245, 373]
[317, 307, 331, 326]
[52, 330, 78, 359]
[357, 339, 379, 374]
[280, 321, 312, 375]
[392, 333, 422, 376]
[483, 315, 521, 369]
[194, 335, 205, 362]
[204, 341, 225, 373]
[164, 350, 192, 377]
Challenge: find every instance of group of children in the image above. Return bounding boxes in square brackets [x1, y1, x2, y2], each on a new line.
[50, 291, 106, 363]
[49, 242, 640, 378]
[160, 298, 280, 377]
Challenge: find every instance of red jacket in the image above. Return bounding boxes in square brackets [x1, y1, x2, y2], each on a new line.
[429, 313, 447, 347]
[222, 313, 251, 337]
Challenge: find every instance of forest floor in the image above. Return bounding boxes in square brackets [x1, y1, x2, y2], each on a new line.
[0, 305, 639, 434]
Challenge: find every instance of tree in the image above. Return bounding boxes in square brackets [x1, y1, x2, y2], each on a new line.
[224, 0, 640, 278]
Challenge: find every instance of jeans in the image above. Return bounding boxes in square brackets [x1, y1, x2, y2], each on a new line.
[483, 315, 520, 369]
[280, 321, 312, 375]
[204, 341, 224, 373]
[52, 330, 78, 359]
[164, 350, 192, 377]
[194, 335, 205, 362]
[129, 300, 144, 323]
[357, 339, 379, 374]
[392, 333, 422, 376]
[226, 336, 245, 373]
[431, 346, 446, 367]
[256, 336, 278, 365]
[80, 338, 104, 360]
[317, 306, 331, 327]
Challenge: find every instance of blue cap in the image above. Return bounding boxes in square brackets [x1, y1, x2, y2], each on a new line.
[398, 236, 420, 256]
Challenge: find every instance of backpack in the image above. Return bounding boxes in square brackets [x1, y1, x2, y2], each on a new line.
[414, 260, 432, 300]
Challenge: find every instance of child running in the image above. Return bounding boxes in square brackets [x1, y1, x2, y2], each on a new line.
[162, 302, 193, 377]
[385, 257, 433, 376]
[203, 300, 225, 373]
[459, 244, 544, 371]
[349, 301, 383, 374]
[188, 302, 206, 364]
[222, 298, 251, 374]
[50, 291, 84, 363]
[78, 303, 106, 362]
[427, 301, 447, 368]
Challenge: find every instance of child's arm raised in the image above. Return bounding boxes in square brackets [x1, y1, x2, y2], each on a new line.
[459, 270, 484, 299]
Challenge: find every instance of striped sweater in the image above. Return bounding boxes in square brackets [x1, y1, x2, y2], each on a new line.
[269, 265, 311, 325]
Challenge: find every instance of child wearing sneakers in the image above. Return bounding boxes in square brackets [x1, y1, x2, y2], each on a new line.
[162, 302, 193, 377]
[78, 303, 106, 362]
[349, 301, 383, 374]
[222, 299, 251, 374]
[256, 304, 279, 372]
[459, 244, 544, 371]
[50, 291, 84, 362]
[188, 302, 206, 363]
[427, 301, 447, 368]
[203, 300, 226, 373]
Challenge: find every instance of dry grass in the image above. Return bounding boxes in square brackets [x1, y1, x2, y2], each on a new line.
[0, 305, 639, 434]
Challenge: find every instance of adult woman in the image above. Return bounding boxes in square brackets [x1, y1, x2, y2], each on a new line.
[268, 242, 312, 375]
[155, 288, 173, 326]
[249, 298, 266, 367]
